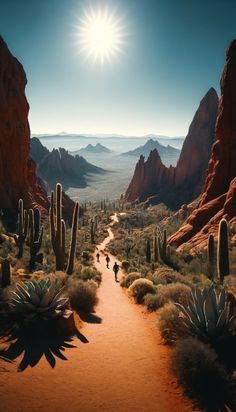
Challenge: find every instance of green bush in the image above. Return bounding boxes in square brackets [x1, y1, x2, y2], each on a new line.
[129, 278, 156, 304]
[121, 260, 130, 272]
[144, 293, 166, 312]
[158, 303, 191, 344]
[171, 338, 231, 410]
[79, 266, 101, 284]
[66, 279, 98, 314]
[120, 272, 142, 288]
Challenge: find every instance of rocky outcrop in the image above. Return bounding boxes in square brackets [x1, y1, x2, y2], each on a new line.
[0, 36, 49, 220]
[31, 137, 105, 190]
[125, 88, 218, 209]
[169, 40, 236, 249]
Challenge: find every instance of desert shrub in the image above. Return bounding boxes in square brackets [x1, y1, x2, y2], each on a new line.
[148, 267, 192, 287]
[66, 279, 98, 314]
[144, 293, 166, 312]
[158, 303, 191, 344]
[79, 266, 101, 283]
[129, 278, 156, 303]
[144, 283, 191, 312]
[120, 272, 142, 288]
[159, 283, 191, 306]
[171, 338, 232, 410]
[224, 275, 236, 296]
[121, 260, 130, 272]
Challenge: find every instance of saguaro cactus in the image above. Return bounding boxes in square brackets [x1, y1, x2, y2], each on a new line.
[217, 218, 230, 284]
[146, 239, 151, 263]
[1, 258, 11, 287]
[90, 220, 95, 244]
[207, 234, 215, 279]
[66, 202, 79, 275]
[50, 183, 79, 274]
[153, 234, 158, 262]
[14, 199, 28, 258]
[28, 208, 44, 269]
[158, 229, 168, 262]
[50, 183, 66, 270]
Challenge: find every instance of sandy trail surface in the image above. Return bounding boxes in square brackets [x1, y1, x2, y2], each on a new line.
[0, 213, 198, 412]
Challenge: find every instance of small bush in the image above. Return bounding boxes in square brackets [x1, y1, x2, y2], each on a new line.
[120, 272, 142, 288]
[158, 303, 191, 344]
[171, 338, 232, 410]
[79, 266, 101, 283]
[148, 268, 192, 287]
[144, 293, 166, 312]
[129, 278, 156, 303]
[121, 260, 130, 272]
[66, 279, 98, 314]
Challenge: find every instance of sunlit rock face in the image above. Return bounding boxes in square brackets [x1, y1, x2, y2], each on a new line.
[169, 40, 236, 249]
[124, 88, 218, 209]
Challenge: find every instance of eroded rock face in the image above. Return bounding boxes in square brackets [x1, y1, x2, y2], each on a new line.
[169, 40, 236, 249]
[0, 36, 49, 219]
[124, 88, 218, 209]
[0, 37, 75, 225]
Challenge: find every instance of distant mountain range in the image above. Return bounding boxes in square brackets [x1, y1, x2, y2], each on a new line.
[77, 143, 112, 155]
[30, 137, 105, 190]
[122, 139, 180, 166]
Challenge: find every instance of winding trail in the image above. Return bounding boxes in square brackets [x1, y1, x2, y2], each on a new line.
[0, 213, 198, 412]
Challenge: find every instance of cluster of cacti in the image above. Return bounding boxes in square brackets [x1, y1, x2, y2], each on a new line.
[14, 199, 28, 258]
[13, 199, 44, 268]
[9, 278, 72, 322]
[207, 218, 230, 284]
[176, 285, 235, 342]
[0, 258, 11, 287]
[50, 183, 79, 274]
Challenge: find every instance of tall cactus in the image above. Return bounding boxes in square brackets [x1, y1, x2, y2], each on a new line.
[50, 183, 66, 270]
[207, 234, 215, 279]
[153, 234, 158, 262]
[28, 208, 44, 269]
[217, 218, 230, 284]
[66, 202, 79, 275]
[1, 258, 11, 287]
[90, 220, 95, 244]
[158, 229, 168, 262]
[146, 239, 151, 263]
[14, 199, 28, 258]
[50, 183, 79, 274]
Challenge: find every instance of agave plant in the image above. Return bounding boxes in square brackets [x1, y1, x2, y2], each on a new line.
[9, 278, 72, 322]
[175, 285, 236, 342]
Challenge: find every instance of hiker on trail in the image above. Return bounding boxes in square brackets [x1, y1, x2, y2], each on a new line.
[113, 262, 119, 282]
[106, 255, 110, 268]
[96, 252, 100, 263]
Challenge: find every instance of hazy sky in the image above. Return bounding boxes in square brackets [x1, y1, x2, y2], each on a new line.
[0, 0, 236, 136]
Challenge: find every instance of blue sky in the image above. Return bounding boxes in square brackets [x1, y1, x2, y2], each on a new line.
[0, 0, 235, 136]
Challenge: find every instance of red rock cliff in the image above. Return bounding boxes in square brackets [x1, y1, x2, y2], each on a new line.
[124, 88, 218, 208]
[169, 40, 236, 249]
[0, 36, 49, 218]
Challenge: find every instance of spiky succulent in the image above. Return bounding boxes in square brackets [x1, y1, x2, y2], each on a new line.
[175, 285, 236, 342]
[9, 278, 72, 322]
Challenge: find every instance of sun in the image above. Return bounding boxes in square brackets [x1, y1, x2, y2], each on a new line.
[76, 7, 125, 64]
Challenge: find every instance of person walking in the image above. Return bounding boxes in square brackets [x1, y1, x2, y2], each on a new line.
[113, 261, 119, 282]
[96, 252, 100, 262]
[106, 255, 110, 268]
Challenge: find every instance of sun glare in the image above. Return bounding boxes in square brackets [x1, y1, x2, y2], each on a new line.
[76, 7, 125, 64]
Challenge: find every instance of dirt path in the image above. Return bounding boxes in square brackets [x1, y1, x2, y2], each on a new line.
[0, 213, 197, 412]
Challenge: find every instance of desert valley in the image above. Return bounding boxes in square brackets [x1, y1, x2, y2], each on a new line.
[1, 2, 236, 412]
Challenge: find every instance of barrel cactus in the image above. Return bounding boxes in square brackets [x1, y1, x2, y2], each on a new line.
[9, 278, 72, 322]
